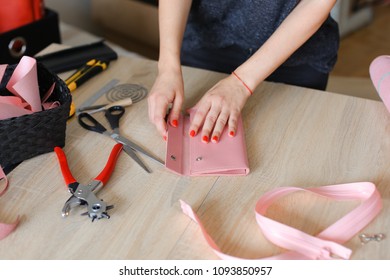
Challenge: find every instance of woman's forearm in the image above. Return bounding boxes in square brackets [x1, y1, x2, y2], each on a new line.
[235, 0, 337, 91]
[158, 0, 193, 72]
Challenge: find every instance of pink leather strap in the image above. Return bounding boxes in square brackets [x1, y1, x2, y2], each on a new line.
[0, 166, 19, 240]
[0, 64, 6, 81]
[180, 182, 382, 260]
[0, 219, 19, 241]
[0, 166, 9, 196]
[370, 55, 390, 113]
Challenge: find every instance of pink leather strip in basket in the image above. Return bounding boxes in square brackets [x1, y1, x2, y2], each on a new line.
[180, 182, 382, 260]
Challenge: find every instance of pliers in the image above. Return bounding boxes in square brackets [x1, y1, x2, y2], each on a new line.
[54, 143, 123, 222]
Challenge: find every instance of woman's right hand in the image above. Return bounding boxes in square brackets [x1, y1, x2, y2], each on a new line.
[148, 68, 184, 140]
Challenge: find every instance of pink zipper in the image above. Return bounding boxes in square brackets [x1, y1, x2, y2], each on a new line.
[180, 182, 382, 260]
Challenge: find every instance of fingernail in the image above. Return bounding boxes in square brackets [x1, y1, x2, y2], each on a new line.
[189, 130, 196, 137]
[163, 135, 167, 141]
[229, 131, 235, 137]
[171, 119, 178, 127]
[212, 136, 219, 143]
[202, 135, 209, 143]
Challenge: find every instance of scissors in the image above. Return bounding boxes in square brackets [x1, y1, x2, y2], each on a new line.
[78, 106, 164, 173]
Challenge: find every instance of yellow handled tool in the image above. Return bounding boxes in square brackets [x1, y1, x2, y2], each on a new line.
[65, 59, 97, 86]
[67, 60, 108, 93]
[65, 59, 109, 118]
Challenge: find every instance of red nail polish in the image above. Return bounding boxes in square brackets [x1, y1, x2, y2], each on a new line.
[171, 119, 178, 127]
[212, 136, 219, 143]
[163, 136, 167, 141]
[202, 135, 209, 143]
[190, 130, 196, 137]
[229, 131, 235, 137]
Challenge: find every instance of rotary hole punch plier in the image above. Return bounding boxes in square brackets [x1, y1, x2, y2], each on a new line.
[54, 143, 123, 222]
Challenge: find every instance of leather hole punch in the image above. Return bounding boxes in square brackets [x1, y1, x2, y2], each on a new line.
[54, 143, 123, 222]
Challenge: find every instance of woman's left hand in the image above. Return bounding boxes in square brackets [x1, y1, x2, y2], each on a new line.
[188, 74, 252, 143]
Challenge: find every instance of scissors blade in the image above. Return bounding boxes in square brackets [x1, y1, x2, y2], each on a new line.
[122, 144, 152, 173]
[113, 134, 165, 166]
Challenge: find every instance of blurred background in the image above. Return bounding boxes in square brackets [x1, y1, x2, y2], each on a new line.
[44, 0, 390, 100]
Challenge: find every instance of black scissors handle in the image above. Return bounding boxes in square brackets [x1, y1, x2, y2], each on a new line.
[78, 112, 107, 134]
[105, 106, 125, 130]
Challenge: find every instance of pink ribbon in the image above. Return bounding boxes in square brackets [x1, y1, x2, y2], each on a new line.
[181, 182, 382, 260]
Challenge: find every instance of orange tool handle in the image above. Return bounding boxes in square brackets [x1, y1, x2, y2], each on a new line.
[54, 147, 77, 186]
[95, 143, 123, 185]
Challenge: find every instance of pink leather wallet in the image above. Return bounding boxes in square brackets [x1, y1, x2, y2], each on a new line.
[165, 111, 250, 176]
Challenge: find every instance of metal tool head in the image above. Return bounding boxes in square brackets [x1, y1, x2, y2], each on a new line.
[87, 199, 109, 221]
[62, 196, 83, 217]
[62, 181, 114, 221]
[81, 205, 114, 222]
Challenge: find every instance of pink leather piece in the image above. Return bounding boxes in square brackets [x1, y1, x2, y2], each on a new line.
[6, 56, 41, 112]
[0, 64, 6, 81]
[41, 82, 56, 103]
[166, 110, 250, 176]
[0, 220, 19, 241]
[0, 103, 33, 119]
[370, 55, 390, 113]
[0, 166, 9, 196]
[181, 182, 382, 260]
[0, 56, 59, 121]
[0, 95, 26, 106]
[42, 101, 60, 110]
[0, 167, 19, 241]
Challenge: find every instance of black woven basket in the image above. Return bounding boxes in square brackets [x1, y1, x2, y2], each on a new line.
[0, 61, 71, 171]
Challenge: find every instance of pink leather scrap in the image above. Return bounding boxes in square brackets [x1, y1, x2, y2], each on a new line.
[0, 220, 19, 241]
[166, 110, 249, 176]
[180, 182, 382, 260]
[0, 56, 57, 120]
[370, 55, 390, 113]
[0, 64, 6, 81]
[0, 167, 19, 241]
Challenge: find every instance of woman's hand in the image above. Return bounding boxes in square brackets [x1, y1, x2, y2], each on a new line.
[148, 68, 184, 140]
[188, 74, 251, 143]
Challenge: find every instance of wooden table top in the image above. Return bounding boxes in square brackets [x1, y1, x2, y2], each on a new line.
[1, 55, 389, 260]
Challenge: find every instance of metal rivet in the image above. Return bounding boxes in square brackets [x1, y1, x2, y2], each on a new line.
[359, 233, 385, 244]
[196, 157, 202, 161]
[8, 37, 27, 58]
[170, 155, 176, 161]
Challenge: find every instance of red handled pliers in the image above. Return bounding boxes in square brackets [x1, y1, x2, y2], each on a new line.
[54, 143, 123, 222]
